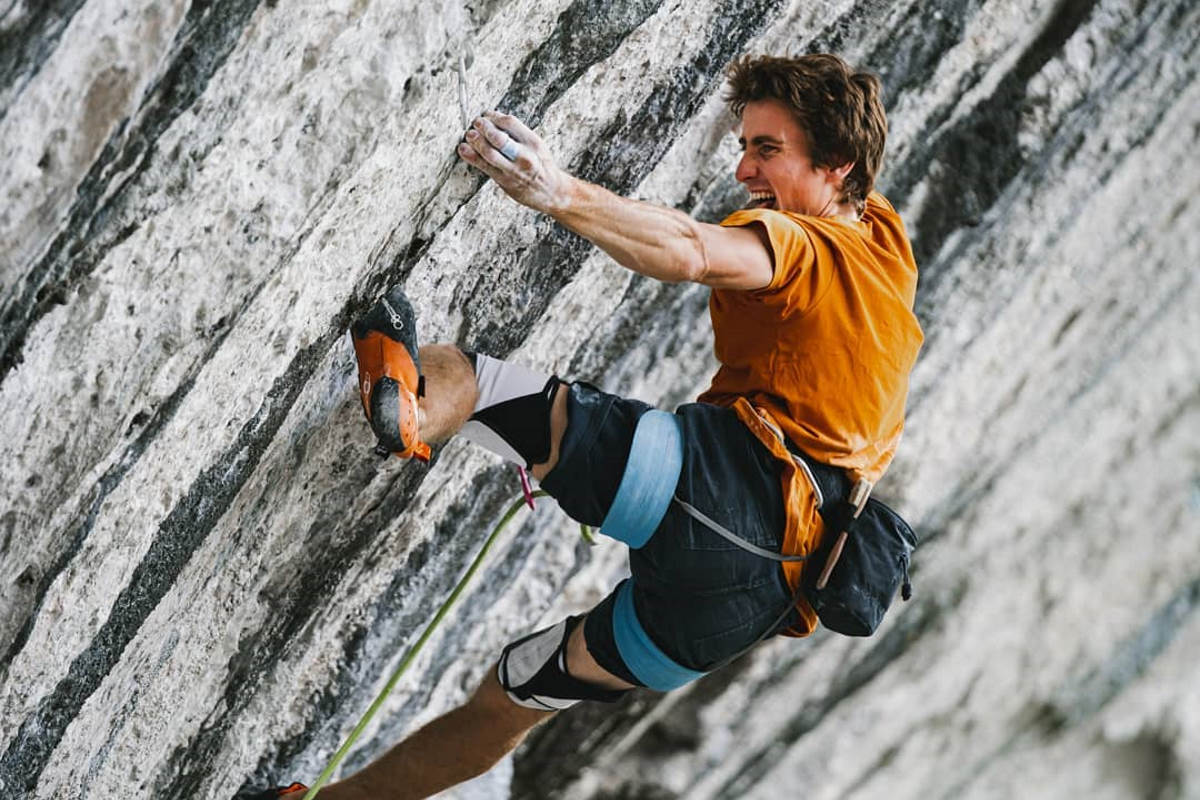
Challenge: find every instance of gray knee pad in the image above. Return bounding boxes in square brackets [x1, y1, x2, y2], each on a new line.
[497, 616, 628, 711]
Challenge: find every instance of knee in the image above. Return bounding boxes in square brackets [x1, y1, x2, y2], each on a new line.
[419, 343, 474, 378]
[469, 666, 512, 713]
[415, 344, 478, 437]
[565, 614, 636, 691]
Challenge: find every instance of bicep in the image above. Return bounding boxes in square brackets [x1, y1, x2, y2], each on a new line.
[696, 222, 775, 290]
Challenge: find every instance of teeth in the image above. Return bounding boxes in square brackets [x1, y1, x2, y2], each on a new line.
[749, 191, 775, 201]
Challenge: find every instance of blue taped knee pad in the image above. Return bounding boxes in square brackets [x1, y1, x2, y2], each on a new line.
[611, 581, 705, 691]
[600, 410, 683, 549]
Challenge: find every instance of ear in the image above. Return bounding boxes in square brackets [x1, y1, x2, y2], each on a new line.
[827, 161, 855, 184]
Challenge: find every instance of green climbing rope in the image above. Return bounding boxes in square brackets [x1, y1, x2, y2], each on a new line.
[302, 489, 580, 799]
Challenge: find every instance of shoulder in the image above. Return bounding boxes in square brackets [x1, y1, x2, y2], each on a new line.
[861, 192, 916, 265]
[720, 209, 817, 258]
[865, 191, 896, 214]
[862, 192, 905, 233]
[720, 209, 817, 293]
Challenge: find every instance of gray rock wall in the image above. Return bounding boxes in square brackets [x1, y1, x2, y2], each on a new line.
[1, 0, 1196, 798]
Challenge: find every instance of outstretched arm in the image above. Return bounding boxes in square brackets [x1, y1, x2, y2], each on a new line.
[457, 112, 773, 291]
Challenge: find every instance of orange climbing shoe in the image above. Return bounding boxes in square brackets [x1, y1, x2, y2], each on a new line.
[350, 285, 432, 462]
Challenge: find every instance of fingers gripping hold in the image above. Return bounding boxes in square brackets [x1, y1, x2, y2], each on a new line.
[483, 112, 537, 163]
[486, 111, 537, 145]
[480, 116, 510, 151]
[499, 137, 522, 162]
[457, 110, 567, 213]
[475, 115, 525, 163]
[460, 113, 530, 168]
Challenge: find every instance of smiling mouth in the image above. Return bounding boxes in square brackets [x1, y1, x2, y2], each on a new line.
[747, 190, 776, 210]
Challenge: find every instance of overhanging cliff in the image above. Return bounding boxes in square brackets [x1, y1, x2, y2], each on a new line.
[1, 0, 1197, 798]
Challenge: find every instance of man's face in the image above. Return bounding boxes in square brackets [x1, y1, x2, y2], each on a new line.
[735, 99, 848, 216]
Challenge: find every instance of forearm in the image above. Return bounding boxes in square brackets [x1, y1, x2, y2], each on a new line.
[458, 112, 757, 286]
[549, 176, 708, 283]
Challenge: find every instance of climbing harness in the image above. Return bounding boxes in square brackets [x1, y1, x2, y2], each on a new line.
[596, 409, 804, 688]
[603, 406, 915, 644]
[673, 496, 804, 563]
[600, 409, 806, 563]
[298, 407, 910, 795]
[739, 404, 916, 634]
[610, 579, 706, 690]
[598, 410, 683, 548]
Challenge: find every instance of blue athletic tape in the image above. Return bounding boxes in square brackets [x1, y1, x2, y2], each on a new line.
[599, 410, 683, 549]
[612, 580, 705, 691]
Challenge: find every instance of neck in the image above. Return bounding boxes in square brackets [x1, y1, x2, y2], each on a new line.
[817, 197, 860, 222]
[811, 183, 858, 220]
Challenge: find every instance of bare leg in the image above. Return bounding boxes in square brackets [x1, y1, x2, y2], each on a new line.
[319, 622, 632, 800]
[415, 344, 569, 480]
[320, 350, 607, 798]
[413, 344, 478, 444]
[318, 666, 548, 800]
[530, 381, 568, 481]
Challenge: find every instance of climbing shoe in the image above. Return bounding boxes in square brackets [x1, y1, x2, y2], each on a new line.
[350, 285, 432, 462]
[232, 782, 308, 799]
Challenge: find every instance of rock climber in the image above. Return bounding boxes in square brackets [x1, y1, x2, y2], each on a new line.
[248, 52, 923, 799]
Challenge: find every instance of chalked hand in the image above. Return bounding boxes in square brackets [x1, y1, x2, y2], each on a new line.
[457, 111, 571, 214]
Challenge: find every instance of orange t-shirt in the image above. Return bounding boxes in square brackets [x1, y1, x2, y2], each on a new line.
[698, 192, 923, 634]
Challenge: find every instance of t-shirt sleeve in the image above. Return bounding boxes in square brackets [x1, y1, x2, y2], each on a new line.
[720, 209, 816, 295]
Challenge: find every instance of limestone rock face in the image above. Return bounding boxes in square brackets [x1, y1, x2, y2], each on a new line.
[1, 0, 1196, 798]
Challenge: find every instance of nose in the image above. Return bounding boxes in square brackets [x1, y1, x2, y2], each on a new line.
[735, 151, 755, 183]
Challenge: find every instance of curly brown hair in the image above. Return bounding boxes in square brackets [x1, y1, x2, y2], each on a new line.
[725, 54, 887, 213]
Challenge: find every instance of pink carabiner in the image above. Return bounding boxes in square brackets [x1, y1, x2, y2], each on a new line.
[517, 466, 536, 510]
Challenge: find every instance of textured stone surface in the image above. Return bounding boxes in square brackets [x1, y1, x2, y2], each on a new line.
[0, 0, 1196, 798]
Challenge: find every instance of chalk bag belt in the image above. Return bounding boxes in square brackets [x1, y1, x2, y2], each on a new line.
[747, 405, 875, 586]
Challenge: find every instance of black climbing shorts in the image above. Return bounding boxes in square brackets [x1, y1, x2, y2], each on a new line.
[538, 382, 801, 686]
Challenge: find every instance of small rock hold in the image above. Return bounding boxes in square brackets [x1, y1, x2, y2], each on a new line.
[17, 566, 38, 587]
[128, 410, 151, 433]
